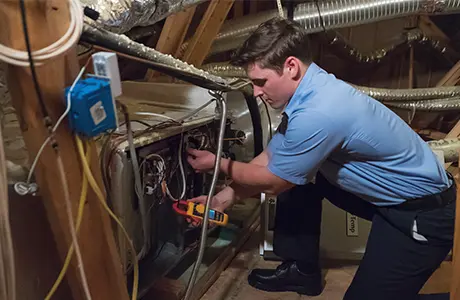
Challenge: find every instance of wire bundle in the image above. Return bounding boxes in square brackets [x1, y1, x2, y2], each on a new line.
[0, 0, 84, 67]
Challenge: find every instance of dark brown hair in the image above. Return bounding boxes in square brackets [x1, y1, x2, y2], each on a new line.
[230, 17, 312, 73]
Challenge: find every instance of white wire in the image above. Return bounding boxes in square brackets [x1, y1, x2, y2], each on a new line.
[0, 0, 83, 67]
[133, 112, 178, 122]
[56, 153, 92, 300]
[26, 66, 86, 184]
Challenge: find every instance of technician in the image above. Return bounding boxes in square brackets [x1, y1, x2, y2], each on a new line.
[186, 17, 456, 300]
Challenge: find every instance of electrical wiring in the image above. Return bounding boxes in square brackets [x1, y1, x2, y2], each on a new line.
[18, 0, 49, 121]
[0, 123, 16, 300]
[123, 108, 151, 260]
[19, 62, 89, 192]
[56, 152, 92, 300]
[0, 0, 84, 67]
[75, 136, 139, 300]
[44, 148, 91, 300]
[184, 92, 227, 300]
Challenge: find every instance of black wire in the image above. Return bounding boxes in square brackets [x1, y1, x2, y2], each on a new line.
[314, 0, 327, 33]
[19, 0, 51, 127]
[260, 96, 273, 140]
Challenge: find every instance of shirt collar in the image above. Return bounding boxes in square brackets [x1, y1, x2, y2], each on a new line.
[283, 62, 321, 118]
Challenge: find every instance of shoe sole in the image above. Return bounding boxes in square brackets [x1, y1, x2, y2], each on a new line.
[247, 276, 323, 296]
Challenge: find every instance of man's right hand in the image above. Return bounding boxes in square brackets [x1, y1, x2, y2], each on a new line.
[187, 148, 217, 173]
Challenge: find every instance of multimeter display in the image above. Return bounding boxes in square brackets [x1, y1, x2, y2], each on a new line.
[173, 200, 229, 226]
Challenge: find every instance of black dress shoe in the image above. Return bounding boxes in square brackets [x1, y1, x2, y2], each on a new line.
[247, 261, 323, 296]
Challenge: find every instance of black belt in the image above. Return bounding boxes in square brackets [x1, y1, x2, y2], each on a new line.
[394, 173, 457, 211]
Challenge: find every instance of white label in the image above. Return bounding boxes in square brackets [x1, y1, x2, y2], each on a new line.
[90, 101, 107, 125]
[346, 213, 359, 237]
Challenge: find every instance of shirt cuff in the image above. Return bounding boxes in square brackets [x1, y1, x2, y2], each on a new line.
[268, 164, 307, 186]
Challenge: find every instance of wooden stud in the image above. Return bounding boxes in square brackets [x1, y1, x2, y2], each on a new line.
[182, 0, 235, 68]
[249, 0, 258, 14]
[419, 16, 450, 44]
[232, 1, 244, 18]
[451, 171, 460, 300]
[409, 46, 414, 88]
[0, 1, 129, 299]
[145, 6, 196, 81]
[436, 60, 460, 87]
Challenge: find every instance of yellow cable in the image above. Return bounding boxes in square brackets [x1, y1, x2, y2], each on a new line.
[44, 147, 90, 300]
[75, 136, 139, 300]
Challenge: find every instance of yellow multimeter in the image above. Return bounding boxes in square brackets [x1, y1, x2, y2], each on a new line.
[173, 200, 229, 226]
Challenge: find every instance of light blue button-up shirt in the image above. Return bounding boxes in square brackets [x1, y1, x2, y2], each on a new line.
[267, 63, 450, 206]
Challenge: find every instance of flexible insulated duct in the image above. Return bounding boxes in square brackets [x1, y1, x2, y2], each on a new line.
[81, 0, 207, 33]
[384, 97, 460, 111]
[201, 62, 460, 102]
[322, 29, 460, 65]
[81, 24, 232, 91]
[427, 137, 460, 163]
[210, 0, 460, 55]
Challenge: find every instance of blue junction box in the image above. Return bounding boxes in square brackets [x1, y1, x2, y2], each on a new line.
[64, 77, 118, 137]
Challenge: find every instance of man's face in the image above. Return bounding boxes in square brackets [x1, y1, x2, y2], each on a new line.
[247, 63, 294, 109]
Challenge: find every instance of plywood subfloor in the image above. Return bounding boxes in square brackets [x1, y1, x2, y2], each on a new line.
[201, 230, 358, 300]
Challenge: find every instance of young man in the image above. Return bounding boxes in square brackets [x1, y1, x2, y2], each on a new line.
[186, 18, 456, 299]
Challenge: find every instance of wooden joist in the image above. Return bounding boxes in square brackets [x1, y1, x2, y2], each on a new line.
[451, 174, 460, 299]
[232, 1, 244, 18]
[145, 6, 196, 81]
[182, 0, 235, 68]
[0, 1, 129, 299]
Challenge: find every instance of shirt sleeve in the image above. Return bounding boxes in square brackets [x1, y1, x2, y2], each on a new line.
[267, 112, 344, 185]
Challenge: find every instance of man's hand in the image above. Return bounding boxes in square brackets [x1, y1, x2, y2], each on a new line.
[187, 195, 233, 213]
[187, 195, 233, 227]
[187, 148, 216, 173]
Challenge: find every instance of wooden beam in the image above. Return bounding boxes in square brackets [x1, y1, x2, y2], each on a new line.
[145, 6, 196, 81]
[437, 60, 460, 87]
[249, 0, 258, 14]
[182, 0, 235, 68]
[419, 16, 450, 44]
[232, 1, 244, 18]
[0, 1, 129, 299]
[451, 174, 460, 300]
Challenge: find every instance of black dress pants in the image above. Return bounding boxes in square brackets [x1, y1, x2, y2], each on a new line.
[273, 173, 456, 300]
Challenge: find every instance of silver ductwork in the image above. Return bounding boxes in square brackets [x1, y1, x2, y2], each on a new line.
[428, 138, 460, 163]
[81, 24, 233, 91]
[322, 29, 460, 65]
[81, 0, 207, 33]
[356, 85, 460, 101]
[210, 0, 460, 55]
[201, 62, 460, 101]
[384, 97, 460, 111]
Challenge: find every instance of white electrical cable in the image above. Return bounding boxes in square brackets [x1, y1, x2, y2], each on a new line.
[0, 0, 83, 67]
[25, 66, 87, 185]
[56, 153, 92, 300]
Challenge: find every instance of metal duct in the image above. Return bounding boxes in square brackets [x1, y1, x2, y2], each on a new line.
[210, 0, 460, 55]
[427, 137, 460, 163]
[81, 24, 234, 91]
[322, 29, 460, 65]
[355, 85, 460, 101]
[200, 63, 460, 102]
[384, 97, 460, 111]
[81, 0, 207, 34]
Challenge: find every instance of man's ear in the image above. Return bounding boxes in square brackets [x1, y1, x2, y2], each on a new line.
[284, 56, 301, 80]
